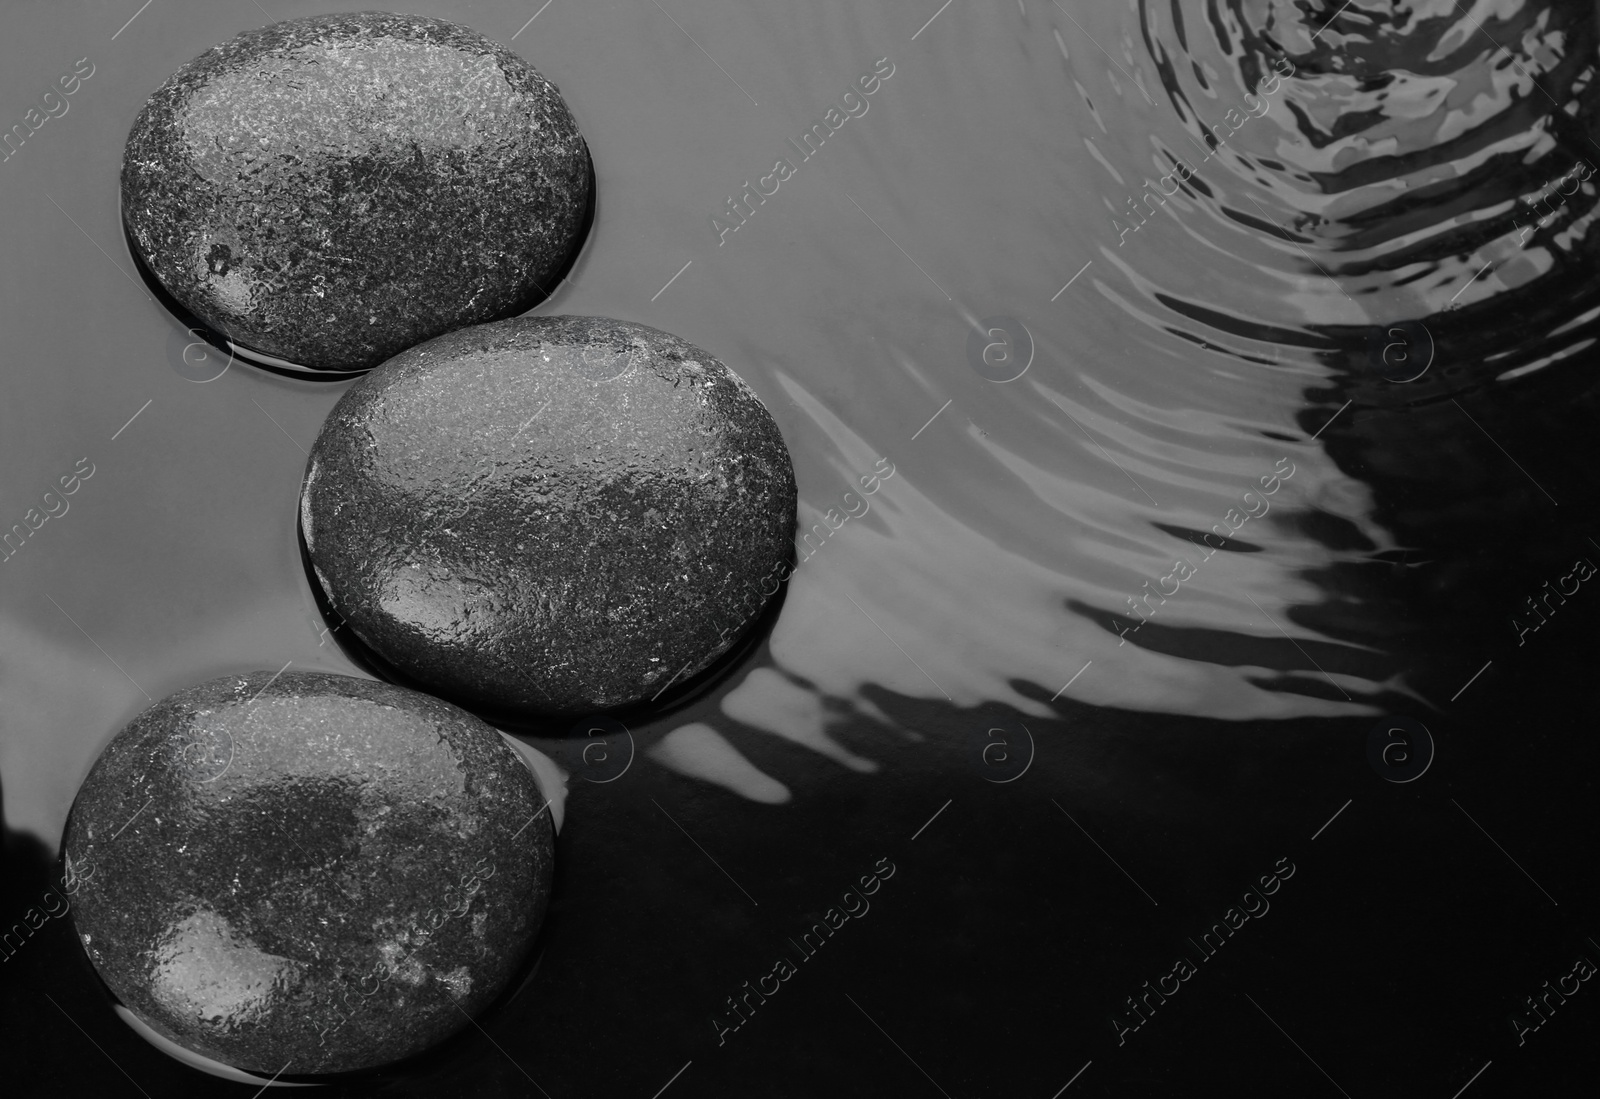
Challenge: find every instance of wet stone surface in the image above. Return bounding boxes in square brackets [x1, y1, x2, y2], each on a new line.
[300, 315, 799, 717]
[62, 671, 555, 1075]
[122, 12, 590, 372]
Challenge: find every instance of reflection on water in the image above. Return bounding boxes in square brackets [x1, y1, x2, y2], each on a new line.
[652, 0, 1600, 794]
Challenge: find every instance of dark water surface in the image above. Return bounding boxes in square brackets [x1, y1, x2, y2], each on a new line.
[4, 0, 1599, 1094]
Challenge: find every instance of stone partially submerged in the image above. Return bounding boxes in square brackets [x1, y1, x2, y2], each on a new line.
[122, 13, 591, 372]
[63, 671, 555, 1074]
[300, 315, 798, 717]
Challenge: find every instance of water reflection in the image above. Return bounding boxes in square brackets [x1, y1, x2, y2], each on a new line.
[649, 0, 1600, 795]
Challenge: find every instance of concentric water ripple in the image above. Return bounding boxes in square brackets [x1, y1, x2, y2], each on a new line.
[673, 1, 1600, 791]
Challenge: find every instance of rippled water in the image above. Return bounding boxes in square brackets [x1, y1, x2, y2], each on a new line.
[676, 0, 1600, 795]
[4, 0, 1599, 1093]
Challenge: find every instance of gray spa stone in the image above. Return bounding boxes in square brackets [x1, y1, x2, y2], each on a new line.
[63, 671, 554, 1075]
[300, 315, 798, 716]
[122, 12, 590, 372]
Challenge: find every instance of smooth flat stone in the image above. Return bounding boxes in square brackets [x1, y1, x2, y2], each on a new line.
[300, 315, 798, 716]
[122, 13, 590, 372]
[63, 671, 555, 1075]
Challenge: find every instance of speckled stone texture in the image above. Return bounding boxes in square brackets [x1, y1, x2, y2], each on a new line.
[62, 671, 554, 1075]
[122, 13, 590, 372]
[300, 315, 798, 717]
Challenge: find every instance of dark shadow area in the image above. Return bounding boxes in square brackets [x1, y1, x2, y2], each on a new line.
[1278, 276, 1600, 708]
[10, 525, 1600, 1097]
